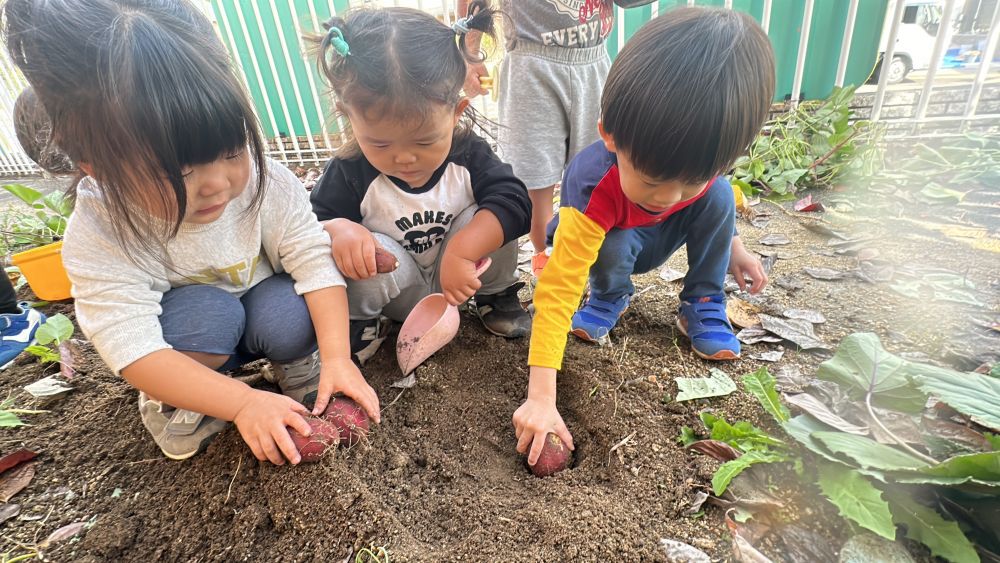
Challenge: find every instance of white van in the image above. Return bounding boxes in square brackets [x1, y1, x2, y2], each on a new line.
[876, 0, 944, 83]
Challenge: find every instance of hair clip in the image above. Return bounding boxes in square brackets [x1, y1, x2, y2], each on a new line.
[451, 17, 470, 35]
[326, 27, 351, 57]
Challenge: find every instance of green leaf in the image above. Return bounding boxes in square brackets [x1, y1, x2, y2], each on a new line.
[712, 450, 786, 495]
[678, 426, 697, 446]
[34, 314, 74, 346]
[921, 451, 1000, 482]
[741, 367, 790, 424]
[887, 493, 980, 563]
[987, 433, 1000, 451]
[0, 411, 26, 428]
[816, 464, 896, 540]
[3, 183, 43, 206]
[812, 431, 927, 471]
[701, 412, 784, 451]
[41, 190, 73, 217]
[25, 345, 59, 363]
[675, 368, 737, 402]
[917, 184, 966, 205]
[44, 215, 67, 236]
[908, 363, 1000, 431]
[816, 333, 927, 413]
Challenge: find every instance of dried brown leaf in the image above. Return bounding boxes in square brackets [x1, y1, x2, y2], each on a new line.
[39, 521, 87, 548]
[0, 462, 37, 502]
[727, 298, 762, 329]
[686, 439, 741, 462]
[0, 449, 37, 474]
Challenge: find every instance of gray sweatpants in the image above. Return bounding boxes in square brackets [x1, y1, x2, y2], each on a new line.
[498, 42, 611, 190]
[347, 206, 519, 321]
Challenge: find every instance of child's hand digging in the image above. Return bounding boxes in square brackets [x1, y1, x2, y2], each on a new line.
[513, 366, 575, 467]
[233, 388, 314, 465]
[311, 357, 381, 424]
[729, 236, 768, 294]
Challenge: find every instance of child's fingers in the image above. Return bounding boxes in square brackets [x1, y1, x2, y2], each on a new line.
[285, 410, 312, 437]
[245, 436, 266, 462]
[260, 436, 286, 466]
[335, 249, 361, 280]
[515, 428, 532, 455]
[527, 431, 547, 466]
[555, 423, 574, 451]
[274, 425, 303, 465]
[311, 381, 335, 416]
[350, 245, 372, 280]
[362, 238, 377, 277]
[733, 266, 748, 292]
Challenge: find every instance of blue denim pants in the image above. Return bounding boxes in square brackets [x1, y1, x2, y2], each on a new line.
[548, 178, 736, 303]
[158, 273, 317, 371]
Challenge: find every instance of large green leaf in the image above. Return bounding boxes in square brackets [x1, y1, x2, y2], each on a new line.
[2, 183, 43, 206]
[676, 368, 737, 402]
[887, 493, 979, 563]
[41, 190, 73, 217]
[921, 451, 1000, 482]
[909, 363, 1000, 432]
[816, 333, 926, 413]
[817, 464, 896, 540]
[712, 450, 786, 495]
[742, 367, 790, 424]
[812, 432, 927, 471]
[701, 412, 784, 451]
[0, 411, 26, 428]
[34, 314, 74, 346]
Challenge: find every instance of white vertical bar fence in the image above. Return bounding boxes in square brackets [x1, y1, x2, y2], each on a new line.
[834, 0, 860, 88]
[871, 0, 908, 121]
[790, 0, 815, 107]
[266, 1, 319, 160]
[215, 3, 290, 162]
[964, 1, 1000, 120]
[761, 0, 772, 34]
[913, 0, 959, 121]
[288, 0, 336, 152]
[246, 1, 304, 161]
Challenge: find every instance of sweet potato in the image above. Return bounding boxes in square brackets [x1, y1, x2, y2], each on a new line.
[322, 396, 370, 447]
[530, 433, 572, 477]
[289, 417, 339, 462]
[374, 247, 399, 273]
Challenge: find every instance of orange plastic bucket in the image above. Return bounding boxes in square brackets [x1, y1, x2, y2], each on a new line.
[11, 241, 72, 301]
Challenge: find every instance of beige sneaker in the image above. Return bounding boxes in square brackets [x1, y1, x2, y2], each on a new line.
[138, 392, 229, 460]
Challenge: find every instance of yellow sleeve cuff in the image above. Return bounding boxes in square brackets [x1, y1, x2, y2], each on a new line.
[528, 207, 606, 370]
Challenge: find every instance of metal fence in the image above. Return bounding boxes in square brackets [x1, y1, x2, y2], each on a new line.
[1, 0, 999, 176]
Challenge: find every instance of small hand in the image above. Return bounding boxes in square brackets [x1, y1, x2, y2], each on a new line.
[329, 220, 377, 280]
[311, 357, 381, 423]
[439, 249, 482, 306]
[233, 389, 312, 465]
[730, 238, 768, 294]
[512, 398, 574, 466]
[463, 61, 489, 98]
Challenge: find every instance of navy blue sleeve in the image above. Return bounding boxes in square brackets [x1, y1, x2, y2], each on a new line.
[456, 135, 532, 245]
[309, 157, 370, 223]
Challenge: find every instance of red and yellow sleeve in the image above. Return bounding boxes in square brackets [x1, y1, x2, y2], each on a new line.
[528, 207, 607, 370]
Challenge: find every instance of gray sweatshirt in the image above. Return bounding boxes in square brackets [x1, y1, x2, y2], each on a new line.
[62, 159, 344, 375]
[504, 0, 615, 50]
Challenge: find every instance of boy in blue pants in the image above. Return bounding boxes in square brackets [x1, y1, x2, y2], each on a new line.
[515, 7, 777, 466]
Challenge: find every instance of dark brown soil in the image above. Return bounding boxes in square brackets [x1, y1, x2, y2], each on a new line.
[1, 163, 997, 562]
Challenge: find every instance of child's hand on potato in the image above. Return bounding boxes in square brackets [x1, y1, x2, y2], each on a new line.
[328, 219, 379, 280]
[311, 357, 381, 424]
[513, 397, 575, 467]
[729, 236, 768, 294]
[439, 249, 482, 306]
[233, 388, 313, 465]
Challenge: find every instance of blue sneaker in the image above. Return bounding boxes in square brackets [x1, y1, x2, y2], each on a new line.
[570, 295, 630, 345]
[677, 295, 740, 360]
[0, 302, 46, 369]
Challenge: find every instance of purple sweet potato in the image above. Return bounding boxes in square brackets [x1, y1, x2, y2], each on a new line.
[529, 433, 572, 477]
[374, 247, 399, 273]
[322, 396, 370, 447]
[289, 417, 339, 462]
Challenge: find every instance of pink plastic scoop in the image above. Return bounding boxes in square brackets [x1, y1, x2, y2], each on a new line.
[396, 257, 491, 376]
